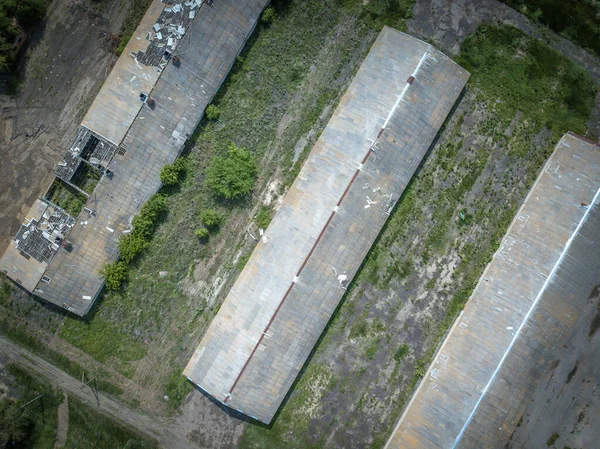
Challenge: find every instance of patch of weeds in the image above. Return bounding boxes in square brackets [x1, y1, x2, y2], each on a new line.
[45, 179, 86, 216]
[60, 316, 146, 366]
[546, 433, 559, 447]
[66, 395, 158, 447]
[255, 204, 273, 229]
[393, 343, 410, 363]
[164, 370, 193, 411]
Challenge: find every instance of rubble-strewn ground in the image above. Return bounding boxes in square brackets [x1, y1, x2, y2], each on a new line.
[0, 0, 127, 253]
[1, 1, 599, 449]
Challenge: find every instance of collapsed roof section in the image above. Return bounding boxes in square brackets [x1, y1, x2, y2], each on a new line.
[184, 27, 470, 424]
[0, 199, 75, 292]
[0, 0, 269, 315]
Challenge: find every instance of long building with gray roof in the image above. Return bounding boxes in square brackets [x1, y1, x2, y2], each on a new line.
[184, 27, 469, 423]
[0, 0, 268, 315]
[384, 132, 600, 449]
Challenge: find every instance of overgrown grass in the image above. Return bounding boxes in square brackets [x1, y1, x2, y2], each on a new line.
[65, 396, 157, 448]
[59, 317, 146, 369]
[239, 24, 595, 449]
[456, 24, 596, 133]
[115, 0, 153, 56]
[501, 0, 600, 57]
[0, 320, 123, 396]
[45, 179, 86, 216]
[4, 364, 62, 449]
[70, 162, 101, 194]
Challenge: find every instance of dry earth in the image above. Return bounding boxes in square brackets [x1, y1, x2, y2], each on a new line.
[0, 0, 127, 254]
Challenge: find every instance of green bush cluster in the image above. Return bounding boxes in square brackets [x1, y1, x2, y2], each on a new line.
[204, 104, 221, 121]
[199, 209, 222, 228]
[160, 158, 186, 186]
[101, 194, 168, 290]
[194, 227, 209, 240]
[260, 6, 276, 25]
[205, 144, 257, 199]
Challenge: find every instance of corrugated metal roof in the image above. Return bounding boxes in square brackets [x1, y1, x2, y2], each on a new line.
[384, 132, 600, 449]
[26, 0, 268, 316]
[184, 27, 469, 423]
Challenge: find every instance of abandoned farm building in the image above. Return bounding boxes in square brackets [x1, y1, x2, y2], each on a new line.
[0, 0, 269, 316]
[384, 132, 600, 449]
[184, 27, 470, 423]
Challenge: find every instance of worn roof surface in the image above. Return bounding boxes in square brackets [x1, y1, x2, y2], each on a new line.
[30, 0, 268, 315]
[384, 132, 600, 449]
[81, 0, 165, 146]
[184, 27, 469, 423]
[0, 200, 51, 291]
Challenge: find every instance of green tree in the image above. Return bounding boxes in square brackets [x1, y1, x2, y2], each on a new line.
[0, 399, 31, 445]
[206, 144, 257, 199]
[100, 261, 128, 291]
[199, 209, 222, 228]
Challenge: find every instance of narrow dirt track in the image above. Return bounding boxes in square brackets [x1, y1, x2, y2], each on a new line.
[0, 335, 199, 449]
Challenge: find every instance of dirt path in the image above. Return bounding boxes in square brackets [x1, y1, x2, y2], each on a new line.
[408, 0, 600, 84]
[54, 392, 69, 449]
[0, 335, 200, 449]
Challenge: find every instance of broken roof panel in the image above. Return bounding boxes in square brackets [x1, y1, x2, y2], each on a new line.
[30, 0, 268, 316]
[184, 27, 469, 423]
[0, 199, 74, 292]
[383, 132, 600, 449]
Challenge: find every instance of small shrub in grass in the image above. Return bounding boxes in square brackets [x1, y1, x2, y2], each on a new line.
[205, 104, 221, 121]
[260, 6, 276, 25]
[206, 144, 257, 199]
[160, 159, 186, 186]
[195, 228, 209, 240]
[200, 209, 222, 228]
[255, 205, 272, 229]
[393, 343, 410, 362]
[101, 262, 128, 291]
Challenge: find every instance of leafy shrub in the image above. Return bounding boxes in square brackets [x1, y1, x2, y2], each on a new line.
[194, 228, 209, 240]
[101, 262, 128, 291]
[393, 343, 410, 362]
[260, 6, 276, 25]
[255, 205, 272, 229]
[160, 158, 186, 186]
[206, 144, 257, 199]
[199, 209, 222, 228]
[117, 234, 148, 264]
[205, 104, 221, 121]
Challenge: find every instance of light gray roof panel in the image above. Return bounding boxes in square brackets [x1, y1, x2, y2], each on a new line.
[184, 27, 469, 423]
